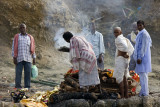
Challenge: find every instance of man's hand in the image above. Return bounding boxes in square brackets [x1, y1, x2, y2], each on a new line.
[13, 57, 17, 65]
[98, 55, 102, 63]
[137, 59, 142, 64]
[123, 54, 129, 58]
[33, 58, 36, 65]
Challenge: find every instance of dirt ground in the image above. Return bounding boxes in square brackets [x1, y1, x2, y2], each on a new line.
[0, 52, 160, 102]
[0, 36, 160, 102]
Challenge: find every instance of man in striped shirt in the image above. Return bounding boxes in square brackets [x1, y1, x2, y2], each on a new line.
[12, 23, 36, 88]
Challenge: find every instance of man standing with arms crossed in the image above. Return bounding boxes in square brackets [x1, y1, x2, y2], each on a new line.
[12, 23, 36, 88]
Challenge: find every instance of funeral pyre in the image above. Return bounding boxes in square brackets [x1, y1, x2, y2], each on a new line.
[49, 68, 140, 104]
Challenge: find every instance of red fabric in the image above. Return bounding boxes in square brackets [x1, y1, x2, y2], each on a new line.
[67, 68, 79, 74]
[130, 71, 140, 92]
[132, 73, 140, 82]
[132, 87, 136, 92]
[13, 33, 35, 58]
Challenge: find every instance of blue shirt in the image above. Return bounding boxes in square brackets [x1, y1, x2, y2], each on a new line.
[133, 29, 152, 73]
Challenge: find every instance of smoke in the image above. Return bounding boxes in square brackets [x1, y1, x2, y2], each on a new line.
[42, 0, 129, 49]
[54, 27, 90, 49]
[54, 28, 70, 49]
[64, 0, 125, 15]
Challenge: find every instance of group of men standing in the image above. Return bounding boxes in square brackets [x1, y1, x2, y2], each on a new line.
[12, 20, 152, 99]
[112, 20, 152, 98]
[62, 20, 152, 98]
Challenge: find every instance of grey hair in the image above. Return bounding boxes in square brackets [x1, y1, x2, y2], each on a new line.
[19, 23, 26, 28]
[114, 27, 121, 31]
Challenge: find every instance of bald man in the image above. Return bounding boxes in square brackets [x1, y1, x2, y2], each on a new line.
[12, 23, 36, 88]
[113, 27, 134, 98]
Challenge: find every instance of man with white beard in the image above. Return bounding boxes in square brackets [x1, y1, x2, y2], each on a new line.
[113, 27, 134, 98]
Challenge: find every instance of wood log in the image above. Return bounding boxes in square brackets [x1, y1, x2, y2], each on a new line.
[106, 78, 116, 84]
[102, 88, 119, 93]
[64, 77, 80, 89]
[49, 92, 97, 104]
[98, 92, 119, 99]
[70, 76, 79, 82]
[60, 81, 65, 88]
[64, 85, 76, 92]
[101, 83, 119, 88]
[88, 86, 99, 93]
[65, 74, 78, 82]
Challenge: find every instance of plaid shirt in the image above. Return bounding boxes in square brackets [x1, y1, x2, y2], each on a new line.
[12, 33, 36, 63]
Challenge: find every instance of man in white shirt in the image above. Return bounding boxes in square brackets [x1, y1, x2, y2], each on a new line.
[86, 22, 105, 70]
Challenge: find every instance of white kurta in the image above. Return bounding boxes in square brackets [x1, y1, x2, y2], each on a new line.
[113, 34, 134, 83]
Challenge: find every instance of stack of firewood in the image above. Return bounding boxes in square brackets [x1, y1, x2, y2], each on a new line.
[49, 69, 139, 104]
[59, 69, 138, 96]
[100, 69, 138, 97]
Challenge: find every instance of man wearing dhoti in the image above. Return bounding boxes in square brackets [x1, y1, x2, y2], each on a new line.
[62, 31, 100, 90]
[113, 27, 134, 98]
[133, 20, 152, 96]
